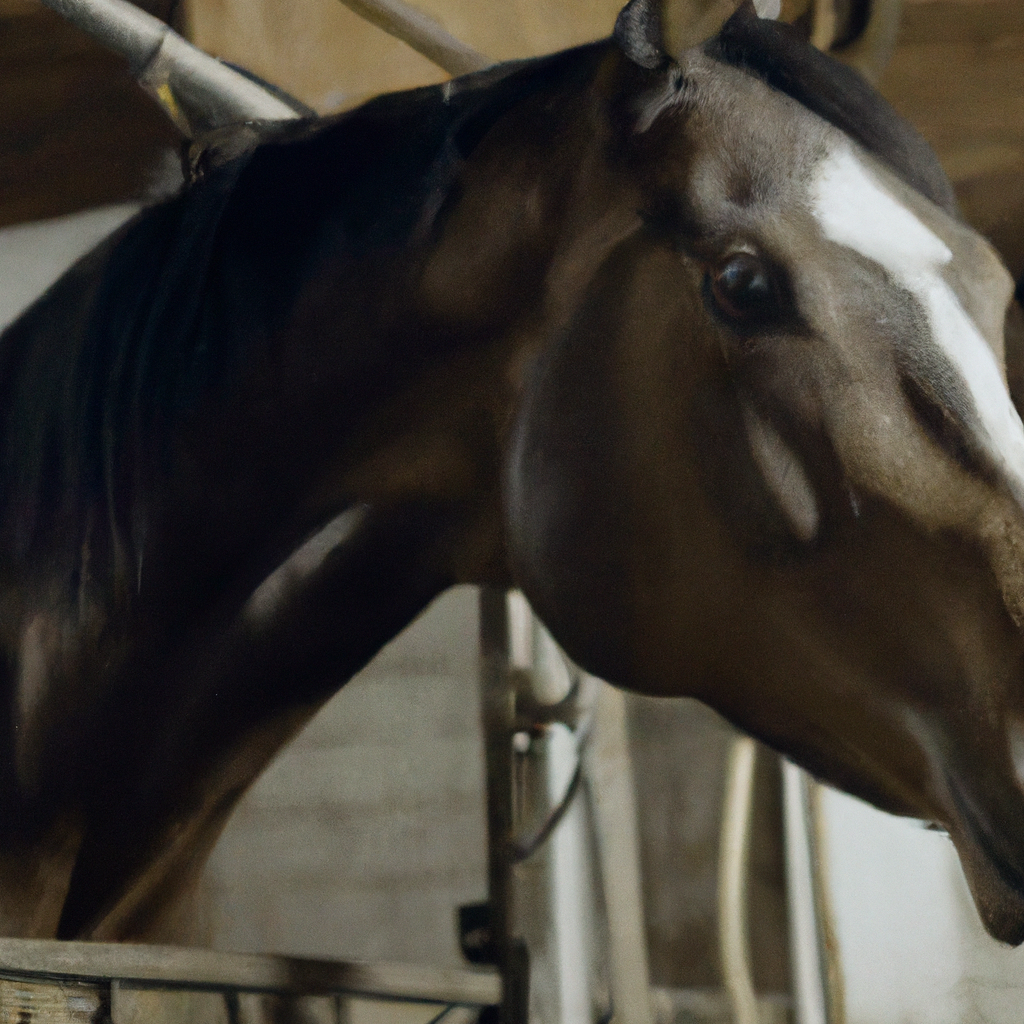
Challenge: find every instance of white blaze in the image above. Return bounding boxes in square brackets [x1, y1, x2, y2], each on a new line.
[810, 145, 1024, 497]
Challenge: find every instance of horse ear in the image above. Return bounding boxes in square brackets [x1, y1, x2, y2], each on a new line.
[614, 0, 754, 67]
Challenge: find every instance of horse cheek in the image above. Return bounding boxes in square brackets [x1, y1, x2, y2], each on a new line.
[503, 345, 640, 687]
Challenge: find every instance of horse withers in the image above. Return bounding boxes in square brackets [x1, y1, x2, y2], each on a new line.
[2, 0, 1024, 946]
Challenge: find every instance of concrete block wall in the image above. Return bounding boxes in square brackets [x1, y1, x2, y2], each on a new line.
[198, 587, 489, 970]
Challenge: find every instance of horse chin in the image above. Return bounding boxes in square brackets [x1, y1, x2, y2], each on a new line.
[937, 756, 1024, 945]
[952, 828, 1024, 946]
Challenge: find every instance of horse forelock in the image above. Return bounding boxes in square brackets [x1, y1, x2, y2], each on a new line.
[705, 7, 957, 216]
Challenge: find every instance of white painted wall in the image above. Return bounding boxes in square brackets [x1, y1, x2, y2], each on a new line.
[819, 787, 1024, 1024]
[0, 204, 138, 329]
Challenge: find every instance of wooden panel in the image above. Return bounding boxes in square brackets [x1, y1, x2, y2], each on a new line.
[879, 0, 1024, 274]
[0, 936, 497, 1022]
[0, 937, 500, 1004]
[184, 0, 626, 114]
[0, 0, 180, 229]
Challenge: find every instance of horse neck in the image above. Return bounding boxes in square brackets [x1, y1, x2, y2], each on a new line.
[183, 45, 625, 562]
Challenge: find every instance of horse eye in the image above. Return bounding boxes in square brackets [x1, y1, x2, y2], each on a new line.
[709, 252, 775, 323]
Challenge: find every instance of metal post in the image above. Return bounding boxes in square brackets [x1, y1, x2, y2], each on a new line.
[479, 587, 529, 1024]
[505, 591, 599, 1024]
[718, 736, 758, 1024]
[782, 763, 830, 1024]
[585, 681, 654, 1024]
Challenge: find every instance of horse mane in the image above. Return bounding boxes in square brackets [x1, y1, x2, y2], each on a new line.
[706, 7, 958, 215]
[0, 44, 606, 565]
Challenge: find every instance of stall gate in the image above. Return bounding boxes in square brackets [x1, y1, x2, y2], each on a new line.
[0, 937, 500, 1023]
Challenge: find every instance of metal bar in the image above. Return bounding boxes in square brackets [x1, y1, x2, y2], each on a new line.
[543, 720, 594, 1024]
[502, 597, 608, 1023]
[782, 762, 829, 1024]
[479, 587, 528, 1024]
[585, 681, 654, 1024]
[0, 938, 500, 1005]
[718, 736, 758, 1024]
[38, 0, 302, 135]
[336, 0, 490, 77]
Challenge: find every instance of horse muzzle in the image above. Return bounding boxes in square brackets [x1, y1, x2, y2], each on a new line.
[945, 767, 1024, 945]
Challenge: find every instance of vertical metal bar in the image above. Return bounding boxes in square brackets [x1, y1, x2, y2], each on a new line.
[479, 587, 527, 1024]
[508, 597, 598, 1024]
[718, 736, 758, 1024]
[543, 721, 594, 1024]
[585, 681, 654, 1024]
[782, 762, 829, 1024]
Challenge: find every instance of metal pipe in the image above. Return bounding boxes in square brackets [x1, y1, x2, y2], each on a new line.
[718, 736, 759, 1024]
[479, 588, 528, 1024]
[544, 720, 595, 1024]
[38, 0, 302, 135]
[585, 681, 654, 1024]
[336, 0, 490, 77]
[782, 762, 829, 1024]
[511, 601, 597, 1024]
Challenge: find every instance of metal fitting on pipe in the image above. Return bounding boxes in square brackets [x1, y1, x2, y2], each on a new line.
[38, 0, 303, 136]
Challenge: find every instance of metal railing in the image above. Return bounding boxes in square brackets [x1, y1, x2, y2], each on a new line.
[0, 936, 500, 1022]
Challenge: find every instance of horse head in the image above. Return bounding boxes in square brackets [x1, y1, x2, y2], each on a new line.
[7, 0, 1022, 948]
[504, 0, 1024, 943]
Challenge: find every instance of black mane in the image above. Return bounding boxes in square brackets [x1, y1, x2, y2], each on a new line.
[0, 44, 605, 561]
[707, 7, 957, 214]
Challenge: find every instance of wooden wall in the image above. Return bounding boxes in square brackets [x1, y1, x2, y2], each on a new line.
[880, 0, 1024, 277]
[183, 0, 625, 113]
[0, 0, 180, 228]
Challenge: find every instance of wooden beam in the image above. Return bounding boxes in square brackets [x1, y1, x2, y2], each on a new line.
[0, 937, 501, 1005]
[336, 0, 489, 76]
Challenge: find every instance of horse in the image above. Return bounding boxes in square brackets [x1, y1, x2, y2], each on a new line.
[3, 0, 1024, 951]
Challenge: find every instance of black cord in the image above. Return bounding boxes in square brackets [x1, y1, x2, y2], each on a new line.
[509, 699, 595, 863]
[424, 1003, 458, 1024]
[509, 757, 583, 863]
